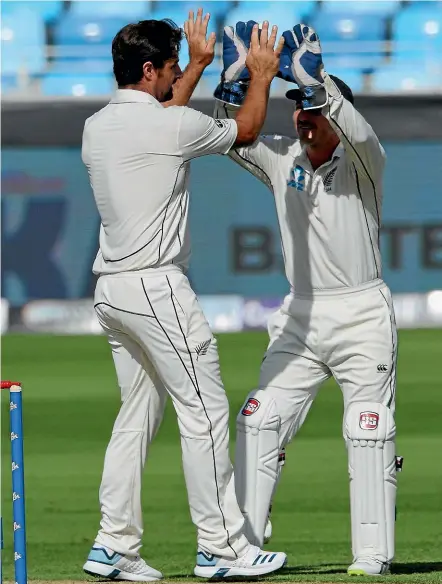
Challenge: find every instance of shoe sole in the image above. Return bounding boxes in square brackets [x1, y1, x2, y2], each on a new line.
[84, 560, 162, 582]
[194, 555, 287, 579]
[348, 567, 390, 576]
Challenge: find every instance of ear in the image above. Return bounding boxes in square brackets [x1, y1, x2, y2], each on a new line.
[142, 61, 155, 80]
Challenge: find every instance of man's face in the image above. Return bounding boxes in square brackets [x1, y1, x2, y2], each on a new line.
[293, 106, 336, 148]
[156, 57, 182, 102]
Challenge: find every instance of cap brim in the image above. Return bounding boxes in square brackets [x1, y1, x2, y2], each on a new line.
[285, 88, 303, 102]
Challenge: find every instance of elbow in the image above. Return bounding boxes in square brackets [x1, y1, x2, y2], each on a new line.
[234, 128, 259, 147]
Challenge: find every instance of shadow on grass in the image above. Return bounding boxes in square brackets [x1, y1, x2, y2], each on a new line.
[391, 562, 442, 574]
[166, 562, 442, 580]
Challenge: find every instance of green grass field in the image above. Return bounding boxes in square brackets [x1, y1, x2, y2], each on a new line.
[1, 330, 442, 583]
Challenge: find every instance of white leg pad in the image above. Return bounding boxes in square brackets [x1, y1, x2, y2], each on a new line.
[235, 390, 281, 547]
[345, 402, 397, 563]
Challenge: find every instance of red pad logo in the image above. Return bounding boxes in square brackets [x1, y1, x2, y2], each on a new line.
[359, 411, 379, 430]
[242, 398, 260, 416]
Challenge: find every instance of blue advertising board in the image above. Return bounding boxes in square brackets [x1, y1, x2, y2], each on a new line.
[2, 144, 442, 306]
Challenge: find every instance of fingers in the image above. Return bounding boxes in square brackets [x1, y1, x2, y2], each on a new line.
[187, 10, 194, 36]
[184, 19, 189, 39]
[207, 30, 216, 52]
[274, 35, 285, 57]
[194, 7, 203, 33]
[268, 24, 278, 48]
[250, 22, 259, 50]
[259, 20, 269, 48]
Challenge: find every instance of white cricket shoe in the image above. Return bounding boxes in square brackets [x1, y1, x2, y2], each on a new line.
[348, 558, 390, 576]
[83, 544, 163, 581]
[194, 544, 287, 578]
[263, 517, 272, 544]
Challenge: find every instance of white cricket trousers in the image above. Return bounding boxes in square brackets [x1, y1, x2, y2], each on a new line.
[93, 266, 249, 559]
[259, 278, 398, 446]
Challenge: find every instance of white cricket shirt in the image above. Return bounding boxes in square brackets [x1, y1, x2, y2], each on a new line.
[82, 89, 237, 275]
[214, 75, 386, 294]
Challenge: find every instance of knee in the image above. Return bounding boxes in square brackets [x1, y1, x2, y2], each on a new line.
[344, 401, 396, 444]
[236, 390, 281, 433]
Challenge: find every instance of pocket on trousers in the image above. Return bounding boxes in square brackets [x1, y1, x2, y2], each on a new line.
[170, 288, 189, 338]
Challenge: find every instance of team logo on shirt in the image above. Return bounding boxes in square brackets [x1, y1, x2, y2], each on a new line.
[195, 339, 211, 360]
[359, 411, 379, 430]
[323, 167, 337, 192]
[241, 398, 260, 416]
[287, 165, 305, 191]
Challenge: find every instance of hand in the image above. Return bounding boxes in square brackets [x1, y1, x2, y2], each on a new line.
[278, 24, 324, 87]
[245, 22, 285, 84]
[221, 20, 257, 83]
[184, 7, 216, 68]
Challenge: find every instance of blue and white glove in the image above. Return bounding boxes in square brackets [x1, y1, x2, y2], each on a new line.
[214, 20, 257, 106]
[278, 24, 327, 110]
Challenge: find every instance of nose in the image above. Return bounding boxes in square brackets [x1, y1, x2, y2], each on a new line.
[175, 65, 183, 80]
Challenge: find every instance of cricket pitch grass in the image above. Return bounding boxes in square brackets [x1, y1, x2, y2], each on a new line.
[1, 331, 441, 583]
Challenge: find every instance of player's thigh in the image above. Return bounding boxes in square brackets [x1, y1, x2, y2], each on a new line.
[329, 284, 398, 413]
[97, 272, 229, 438]
[259, 308, 331, 446]
[99, 324, 168, 437]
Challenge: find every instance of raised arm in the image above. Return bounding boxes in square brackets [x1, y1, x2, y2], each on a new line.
[210, 20, 286, 187]
[323, 74, 385, 182]
[279, 24, 385, 180]
[163, 8, 216, 108]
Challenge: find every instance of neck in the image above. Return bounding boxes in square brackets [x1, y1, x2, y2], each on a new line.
[120, 81, 157, 99]
[306, 137, 340, 171]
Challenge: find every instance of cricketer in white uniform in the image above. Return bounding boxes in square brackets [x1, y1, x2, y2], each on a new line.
[81, 13, 287, 582]
[214, 23, 401, 576]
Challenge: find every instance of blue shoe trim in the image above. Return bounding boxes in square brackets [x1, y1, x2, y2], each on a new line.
[88, 547, 123, 565]
[269, 553, 277, 562]
[197, 550, 217, 567]
[260, 554, 269, 564]
[214, 567, 230, 578]
[109, 568, 121, 578]
[252, 554, 261, 566]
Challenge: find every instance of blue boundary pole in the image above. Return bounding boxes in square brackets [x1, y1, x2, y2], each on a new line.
[10, 385, 27, 584]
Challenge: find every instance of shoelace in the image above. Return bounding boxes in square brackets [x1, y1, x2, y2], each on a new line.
[120, 556, 149, 574]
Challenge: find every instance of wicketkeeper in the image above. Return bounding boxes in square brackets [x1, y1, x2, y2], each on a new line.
[214, 21, 402, 576]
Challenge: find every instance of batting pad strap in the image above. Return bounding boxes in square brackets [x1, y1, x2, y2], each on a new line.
[345, 402, 397, 563]
[235, 390, 280, 547]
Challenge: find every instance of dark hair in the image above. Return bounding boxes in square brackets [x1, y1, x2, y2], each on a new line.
[112, 19, 183, 87]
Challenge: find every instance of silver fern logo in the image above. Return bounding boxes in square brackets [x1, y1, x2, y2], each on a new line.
[195, 339, 211, 360]
[323, 167, 337, 192]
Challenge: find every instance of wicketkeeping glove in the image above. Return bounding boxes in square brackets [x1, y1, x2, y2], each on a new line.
[278, 24, 327, 110]
[214, 20, 257, 106]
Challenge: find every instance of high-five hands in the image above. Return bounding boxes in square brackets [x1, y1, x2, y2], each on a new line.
[184, 7, 216, 68]
[278, 24, 327, 109]
[246, 21, 285, 84]
[215, 20, 284, 105]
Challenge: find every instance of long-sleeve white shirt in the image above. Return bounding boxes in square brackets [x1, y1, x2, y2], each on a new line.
[214, 75, 386, 295]
[82, 89, 237, 276]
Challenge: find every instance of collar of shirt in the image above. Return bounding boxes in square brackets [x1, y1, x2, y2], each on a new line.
[110, 89, 163, 108]
[298, 142, 344, 174]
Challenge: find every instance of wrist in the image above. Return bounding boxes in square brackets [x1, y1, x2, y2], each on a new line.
[214, 79, 250, 105]
[188, 56, 211, 70]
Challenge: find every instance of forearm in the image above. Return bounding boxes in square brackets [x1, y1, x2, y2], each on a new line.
[234, 78, 271, 146]
[322, 75, 385, 178]
[163, 62, 205, 108]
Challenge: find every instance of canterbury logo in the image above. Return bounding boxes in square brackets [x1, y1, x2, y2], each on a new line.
[195, 339, 211, 360]
[323, 167, 337, 191]
[377, 364, 388, 372]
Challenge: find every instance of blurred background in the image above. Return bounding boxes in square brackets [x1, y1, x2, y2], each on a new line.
[1, 0, 442, 334]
